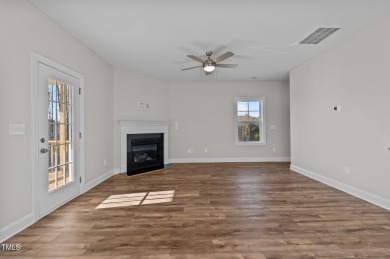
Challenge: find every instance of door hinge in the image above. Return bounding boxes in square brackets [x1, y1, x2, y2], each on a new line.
[79, 132, 82, 139]
[79, 88, 81, 95]
[80, 177, 82, 183]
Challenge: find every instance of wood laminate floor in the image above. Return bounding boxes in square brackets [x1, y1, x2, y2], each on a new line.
[2, 163, 390, 258]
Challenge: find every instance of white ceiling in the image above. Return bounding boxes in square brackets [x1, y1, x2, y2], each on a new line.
[31, 0, 390, 81]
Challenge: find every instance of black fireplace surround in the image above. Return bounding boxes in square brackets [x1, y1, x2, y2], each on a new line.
[126, 133, 164, 175]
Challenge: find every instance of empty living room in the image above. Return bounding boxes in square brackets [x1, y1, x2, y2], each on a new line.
[1, 0, 390, 258]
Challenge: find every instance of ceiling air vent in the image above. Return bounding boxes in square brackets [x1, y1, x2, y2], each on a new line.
[300, 28, 340, 44]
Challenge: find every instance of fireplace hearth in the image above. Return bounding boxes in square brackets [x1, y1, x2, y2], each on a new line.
[127, 133, 164, 175]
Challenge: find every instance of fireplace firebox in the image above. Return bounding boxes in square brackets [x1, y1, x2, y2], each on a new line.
[127, 133, 164, 175]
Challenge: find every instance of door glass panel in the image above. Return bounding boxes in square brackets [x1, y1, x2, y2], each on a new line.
[66, 84, 72, 104]
[48, 167, 56, 192]
[58, 124, 66, 143]
[48, 123, 55, 141]
[47, 79, 74, 192]
[54, 102, 60, 123]
[48, 144, 55, 168]
[66, 124, 72, 142]
[48, 102, 53, 121]
[64, 105, 72, 127]
[57, 165, 65, 187]
[65, 163, 71, 184]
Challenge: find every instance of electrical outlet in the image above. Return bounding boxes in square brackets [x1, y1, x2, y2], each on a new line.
[204, 148, 208, 153]
[344, 166, 350, 175]
[272, 147, 277, 152]
[187, 148, 194, 154]
[103, 159, 107, 166]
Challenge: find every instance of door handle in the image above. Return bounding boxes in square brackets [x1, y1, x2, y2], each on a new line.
[40, 148, 48, 154]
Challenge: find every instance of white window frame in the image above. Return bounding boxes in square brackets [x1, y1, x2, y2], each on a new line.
[235, 97, 266, 145]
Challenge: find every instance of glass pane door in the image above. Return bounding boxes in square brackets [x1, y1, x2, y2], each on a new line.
[38, 60, 80, 217]
[47, 79, 74, 192]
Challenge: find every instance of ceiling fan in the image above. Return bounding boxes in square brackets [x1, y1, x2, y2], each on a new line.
[181, 51, 238, 75]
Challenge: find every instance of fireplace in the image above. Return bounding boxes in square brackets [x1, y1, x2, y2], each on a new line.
[127, 133, 164, 175]
[119, 120, 170, 174]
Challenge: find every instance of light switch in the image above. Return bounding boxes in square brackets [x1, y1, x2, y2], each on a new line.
[270, 125, 276, 130]
[137, 102, 144, 109]
[9, 124, 25, 135]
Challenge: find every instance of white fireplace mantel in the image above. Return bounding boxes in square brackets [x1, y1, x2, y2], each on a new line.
[119, 120, 171, 172]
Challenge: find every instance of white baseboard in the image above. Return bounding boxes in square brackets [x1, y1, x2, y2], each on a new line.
[290, 164, 390, 211]
[83, 168, 120, 193]
[0, 168, 121, 243]
[169, 157, 291, 163]
[0, 212, 34, 243]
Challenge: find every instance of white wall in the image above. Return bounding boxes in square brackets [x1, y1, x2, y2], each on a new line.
[113, 69, 170, 168]
[290, 14, 390, 203]
[0, 0, 113, 230]
[169, 80, 290, 162]
[113, 72, 290, 165]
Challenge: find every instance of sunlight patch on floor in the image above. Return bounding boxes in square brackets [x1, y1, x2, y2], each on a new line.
[96, 190, 175, 209]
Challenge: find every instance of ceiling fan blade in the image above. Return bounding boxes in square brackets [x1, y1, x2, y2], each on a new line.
[215, 51, 234, 63]
[215, 64, 238, 68]
[181, 65, 202, 71]
[187, 55, 204, 63]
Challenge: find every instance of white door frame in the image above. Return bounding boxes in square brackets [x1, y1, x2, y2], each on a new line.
[31, 52, 85, 221]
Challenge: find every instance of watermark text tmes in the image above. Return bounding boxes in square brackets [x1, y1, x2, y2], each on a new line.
[1, 243, 21, 251]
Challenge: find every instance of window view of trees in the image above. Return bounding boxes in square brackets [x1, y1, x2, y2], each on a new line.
[47, 80, 73, 191]
[236, 99, 263, 143]
[238, 120, 260, 141]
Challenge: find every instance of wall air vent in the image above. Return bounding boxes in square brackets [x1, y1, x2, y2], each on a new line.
[300, 28, 340, 44]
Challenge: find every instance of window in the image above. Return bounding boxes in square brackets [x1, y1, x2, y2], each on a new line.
[235, 97, 265, 145]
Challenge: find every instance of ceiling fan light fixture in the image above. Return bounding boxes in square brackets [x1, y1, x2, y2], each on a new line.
[182, 51, 236, 75]
[203, 65, 215, 72]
